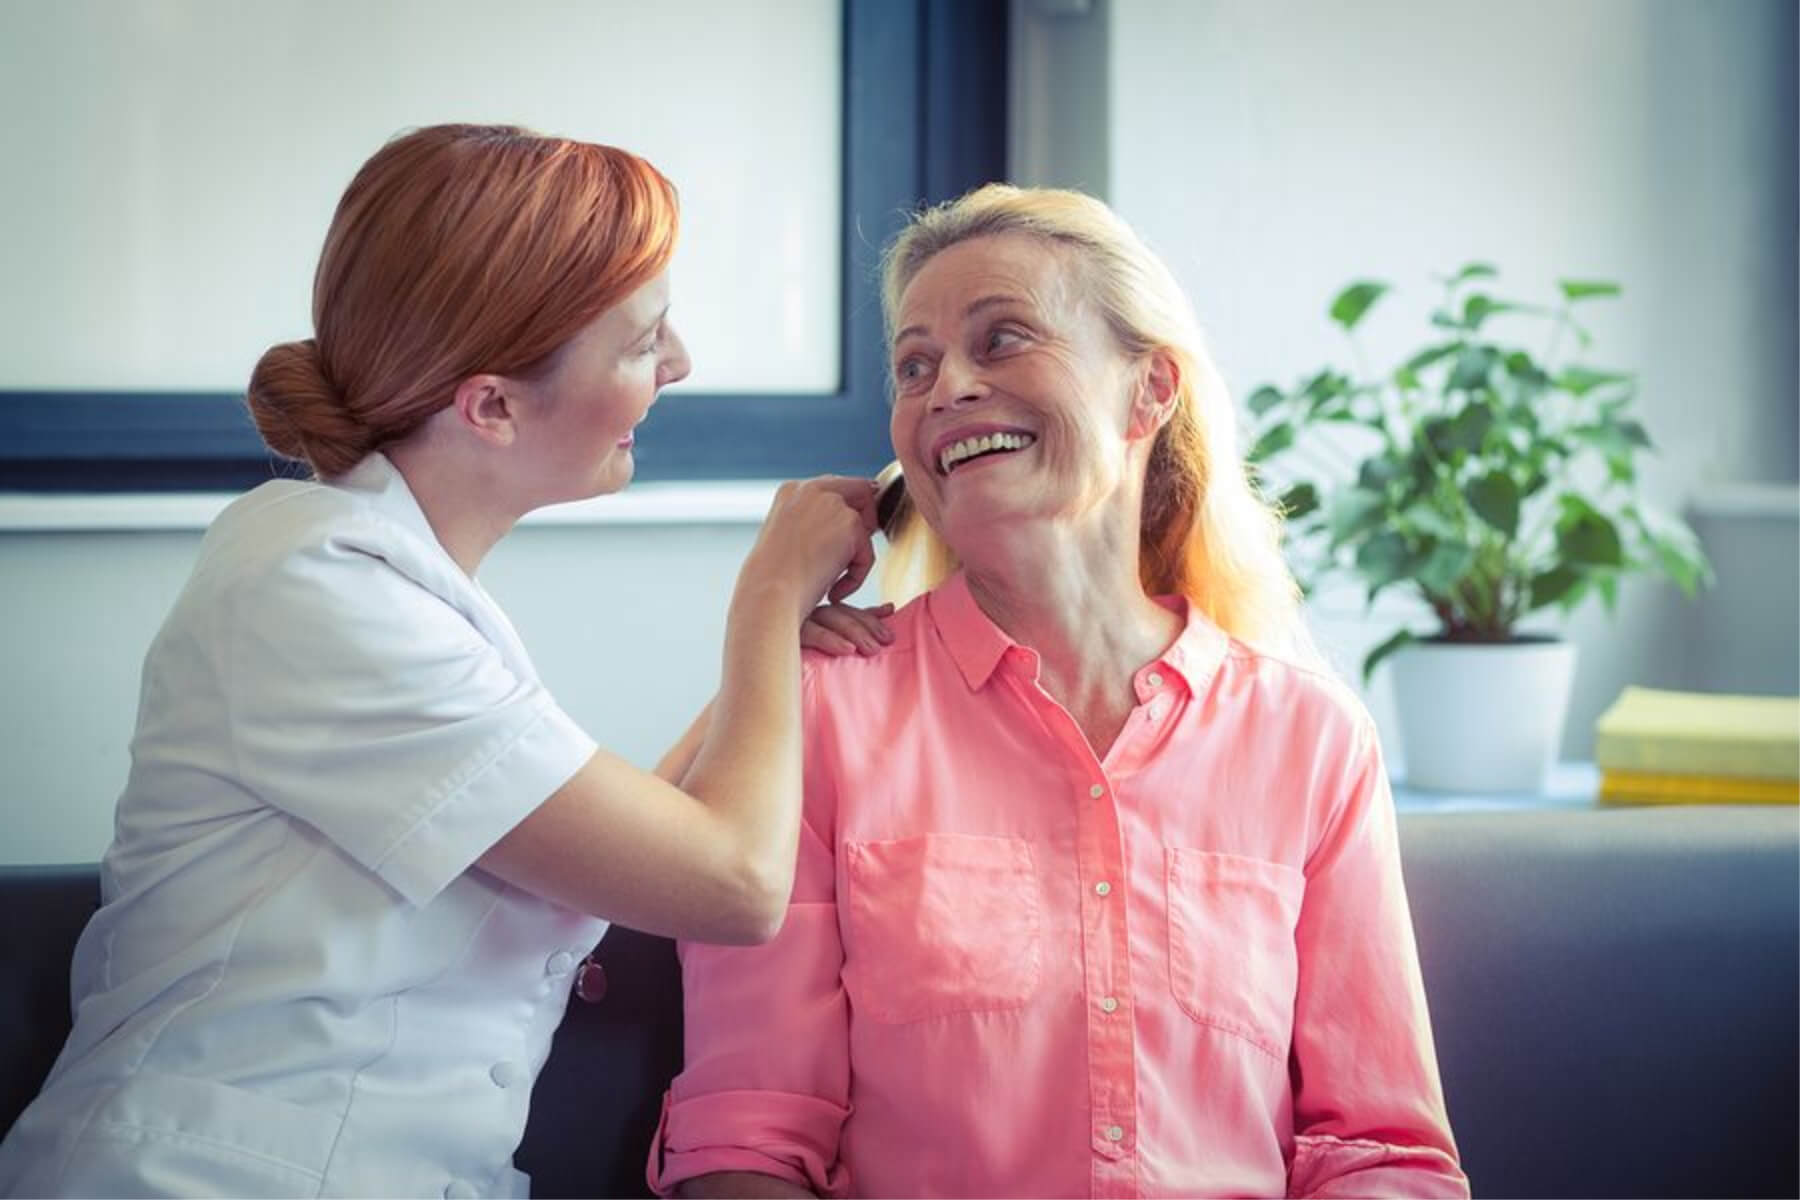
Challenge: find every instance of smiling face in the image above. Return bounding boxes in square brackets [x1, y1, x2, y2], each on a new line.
[509, 269, 690, 503]
[888, 233, 1153, 550]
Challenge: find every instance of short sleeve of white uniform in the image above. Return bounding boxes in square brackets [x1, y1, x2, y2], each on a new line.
[219, 513, 596, 908]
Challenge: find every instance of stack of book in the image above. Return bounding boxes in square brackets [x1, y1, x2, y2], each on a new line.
[1594, 687, 1799, 806]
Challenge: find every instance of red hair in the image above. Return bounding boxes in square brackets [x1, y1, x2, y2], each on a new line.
[248, 124, 679, 477]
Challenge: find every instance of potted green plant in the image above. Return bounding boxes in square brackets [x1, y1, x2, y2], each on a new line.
[1246, 265, 1711, 792]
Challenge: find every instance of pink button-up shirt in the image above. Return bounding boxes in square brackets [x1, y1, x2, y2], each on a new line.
[651, 572, 1467, 1198]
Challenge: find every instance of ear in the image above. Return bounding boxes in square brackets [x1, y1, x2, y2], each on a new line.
[1126, 350, 1180, 442]
[450, 374, 518, 448]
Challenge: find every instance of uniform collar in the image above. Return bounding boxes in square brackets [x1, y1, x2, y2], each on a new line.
[924, 569, 1229, 695]
[332, 452, 444, 560]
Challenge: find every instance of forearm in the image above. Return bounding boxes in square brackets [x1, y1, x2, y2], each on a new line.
[676, 1170, 816, 1199]
[655, 698, 715, 784]
[678, 582, 806, 902]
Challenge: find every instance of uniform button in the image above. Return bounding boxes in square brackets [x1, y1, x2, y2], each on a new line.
[1088, 783, 1105, 799]
[490, 1061, 527, 1089]
[1094, 881, 1112, 897]
[1104, 1124, 1125, 1142]
[1147, 672, 1164, 688]
[1099, 996, 1119, 1013]
[546, 950, 577, 976]
[445, 1183, 478, 1200]
[1148, 697, 1169, 720]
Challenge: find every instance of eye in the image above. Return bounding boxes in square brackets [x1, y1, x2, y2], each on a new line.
[984, 324, 1027, 354]
[893, 353, 933, 390]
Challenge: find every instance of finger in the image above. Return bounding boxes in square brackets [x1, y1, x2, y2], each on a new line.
[827, 533, 876, 603]
[804, 475, 883, 520]
[842, 603, 896, 643]
[812, 604, 889, 651]
[799, 624, 859, 657]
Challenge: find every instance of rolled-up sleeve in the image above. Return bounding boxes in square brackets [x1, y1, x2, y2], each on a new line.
[650, 680, 852, 1198]
[1287, 721, 1470, 1199]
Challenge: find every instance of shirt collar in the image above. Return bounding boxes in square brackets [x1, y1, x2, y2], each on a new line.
[924, 569, 1230, 695]
[333, 452, 452, 567]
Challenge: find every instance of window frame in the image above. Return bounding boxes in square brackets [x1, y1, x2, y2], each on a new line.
[0, 0, 1008, 492]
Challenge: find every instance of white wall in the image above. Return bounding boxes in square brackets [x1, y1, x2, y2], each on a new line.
[1054, 0, 1797, 760]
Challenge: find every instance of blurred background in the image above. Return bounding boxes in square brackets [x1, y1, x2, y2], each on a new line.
[1, 0, 1794, 861]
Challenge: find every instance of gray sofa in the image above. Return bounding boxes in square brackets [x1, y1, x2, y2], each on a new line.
[3, 805, 1795, 1198]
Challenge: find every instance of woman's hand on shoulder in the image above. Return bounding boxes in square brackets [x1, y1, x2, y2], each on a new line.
[801, 601, 895, 657]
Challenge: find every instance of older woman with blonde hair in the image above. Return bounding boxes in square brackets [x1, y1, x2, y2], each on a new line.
[652, 184, 1468, 1198]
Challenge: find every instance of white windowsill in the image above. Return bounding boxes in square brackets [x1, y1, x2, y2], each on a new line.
[0, 481, 784, 533]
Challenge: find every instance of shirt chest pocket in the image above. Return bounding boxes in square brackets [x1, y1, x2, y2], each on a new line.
[842, 833, 1042, 1025]
[1165, 847, 1306, 1062]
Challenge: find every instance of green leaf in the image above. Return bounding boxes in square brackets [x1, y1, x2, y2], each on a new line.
[1328, 487, 1388, 547]
[1503, 351, 1551, 391]
[1417, 540, 1476, 595]
[1278, 482, 1320, 521]
[1559, 279, 1622, 301]
[1358, 457, 1406, 494]
[1361, 628, 1419, 686]
[1461, 294, 1524, 331]
[1356, 530, 1419, 587]
[1527, 566, 1582, 611]
[1420, 416, 1458, 460]
[1430, 309, 1465, 332]
[1629, 505, 1714, 596]
[1402, 342, 1462, 376]
[1595, 570, 1620, 612]
[1247, 385, 1285, 417]
[1556, 366, 1632, 396]
[1248, 421, 1295, 463]
[1448, 347, 1499, 392]
[1329, 281, 1388, 331]
[1403, 502, 1462, 542]
[1557, 500, 1624, 567]
[1447, 262, 1499, 287]
[1465, 472, 1521, 536]
[1616, 418, 1653, 448]
[1446, 402, 1497, 453]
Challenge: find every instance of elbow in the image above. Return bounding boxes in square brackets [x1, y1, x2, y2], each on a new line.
[712, 856, 793, 946]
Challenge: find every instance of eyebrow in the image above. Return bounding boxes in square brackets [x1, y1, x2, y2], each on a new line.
[893, 294, 1028, 347]
[631, 305, 670, 344]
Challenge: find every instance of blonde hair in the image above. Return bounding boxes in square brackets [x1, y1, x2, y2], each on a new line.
[878, 183, 1312, 659]
[246, 124, 678, 477]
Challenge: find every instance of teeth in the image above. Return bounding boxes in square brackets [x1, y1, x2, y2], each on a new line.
[938, 432, 1036, 475]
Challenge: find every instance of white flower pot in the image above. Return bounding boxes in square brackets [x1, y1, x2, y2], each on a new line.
[1389, 638, 1577, 793]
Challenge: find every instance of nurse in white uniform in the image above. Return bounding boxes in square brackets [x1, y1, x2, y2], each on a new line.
[0, 123, 885, 1198]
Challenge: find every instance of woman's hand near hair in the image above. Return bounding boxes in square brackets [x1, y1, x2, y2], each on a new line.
[478, 477, 878, 946]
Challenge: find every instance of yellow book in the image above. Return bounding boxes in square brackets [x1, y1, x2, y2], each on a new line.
[1594, 687, 1800, 781]
[1599, 768, 1799, 807]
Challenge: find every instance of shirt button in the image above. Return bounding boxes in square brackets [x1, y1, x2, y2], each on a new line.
[445, 1183, 478, 1200]
[1099, 996, 1119, 1013]
[490, 1061, 527, 1089]
[1147, 672, 1164, 688]
[1088, 783, 1105, 799]
[546, 950, 577, 976]
[1094, 881, 1112, 897]
[1148, 697, 1169, 720]
[1104, 1124, 1125, 1142]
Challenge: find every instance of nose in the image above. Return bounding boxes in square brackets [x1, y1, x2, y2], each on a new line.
[928, 350, 986, 413]
[660, 325, 692, 387]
